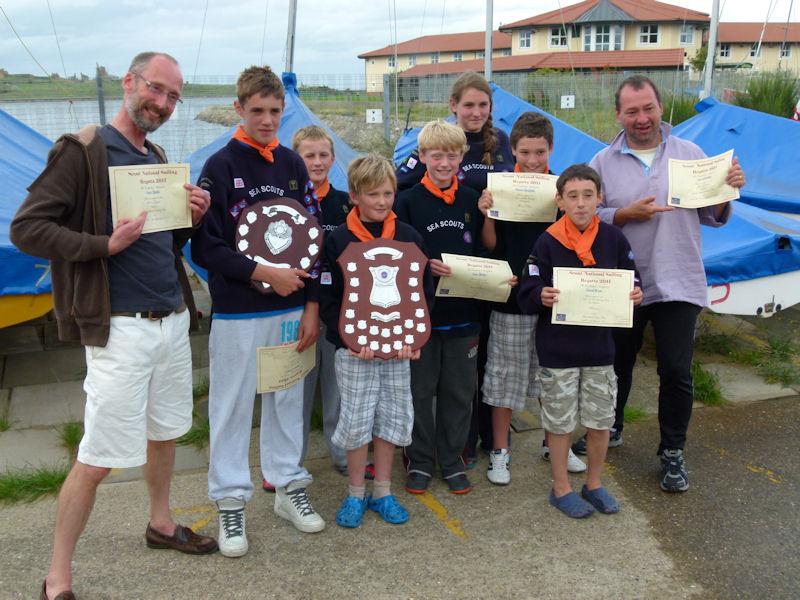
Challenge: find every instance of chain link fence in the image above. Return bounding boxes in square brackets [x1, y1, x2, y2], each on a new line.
[0, 69, 773, 161]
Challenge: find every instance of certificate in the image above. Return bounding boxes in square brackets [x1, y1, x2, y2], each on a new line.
[435, 253, 513, 303]
[668, 150, 740, 209]
[487, 172, 558, 222]
[256, 341, 316, 394]
[109, 163, 191, 234]
[551, 267, 634, 328]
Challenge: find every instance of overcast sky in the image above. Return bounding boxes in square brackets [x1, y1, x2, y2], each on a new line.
[0, 0, 796, 79]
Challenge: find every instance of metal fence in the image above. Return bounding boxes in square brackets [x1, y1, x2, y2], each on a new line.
[0, 69, 785, 161]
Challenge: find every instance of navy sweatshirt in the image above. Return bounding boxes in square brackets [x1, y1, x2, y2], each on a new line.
[517, 221, 639, 368]
[394, 182, 483, 334]
[191, 139, 320, 315]
[318, 186, 351, 233]
[396, 128, 514, 193]
[320, 221, 435, 349]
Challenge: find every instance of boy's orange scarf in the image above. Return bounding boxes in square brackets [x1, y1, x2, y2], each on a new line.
[232, 125, 279, 163]
[546, 214, 600, 267]
[346, 206, 396, 242]
[314, 178, 331, 202]
[421, 172, 458, 205]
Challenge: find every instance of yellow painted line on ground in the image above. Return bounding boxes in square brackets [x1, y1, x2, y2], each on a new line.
[174, 504, 216, 532]
[413, 492, 467, 539]
[704, 443, 784, 485]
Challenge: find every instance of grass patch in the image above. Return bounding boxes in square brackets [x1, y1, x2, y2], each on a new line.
[193, 377, 210, 398]
[177, 417, 210, 450]
[752, 336, 800, 386]
[733, 71, 799, 119]
[692, 361, 727, 406]
[58, 421, 83, 457]
[0, 465, 69, 504]
[695, 330, 737, 356]
[623, 405, 649, 423]
[0, 416, 10, 432]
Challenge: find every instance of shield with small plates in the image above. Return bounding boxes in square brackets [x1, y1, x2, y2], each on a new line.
[337, 238, 430, 359]
[234, 197, 321, 294]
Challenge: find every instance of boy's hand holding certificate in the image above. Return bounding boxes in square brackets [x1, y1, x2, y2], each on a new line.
[109, 163, 192, 233]
[487, 172, 558, 222]
[256, 341, 317, 394]
[435, 253, 513, 303]
[668, 150, 740, 209]
[551, 268, 634, 328]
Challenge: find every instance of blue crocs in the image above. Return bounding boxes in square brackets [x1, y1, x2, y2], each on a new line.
[549, 489, 595, 519]
[368, 494, 409, 525]
[336, 495, 368, 528]
[581, 485, 620, 514]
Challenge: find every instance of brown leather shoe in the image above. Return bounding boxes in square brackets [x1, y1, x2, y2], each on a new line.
[145, 523, 218, 555]
[41, 580, 76, 600]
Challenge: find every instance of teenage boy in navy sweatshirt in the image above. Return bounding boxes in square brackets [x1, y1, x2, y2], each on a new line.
[320, 154, 434, 528]
[394, 120, 491, 495]
[518, 164, 642, 519]
[192, 65, 325, 558]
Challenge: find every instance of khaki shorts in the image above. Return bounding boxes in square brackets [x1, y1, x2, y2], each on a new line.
[537, 365, 617, 434]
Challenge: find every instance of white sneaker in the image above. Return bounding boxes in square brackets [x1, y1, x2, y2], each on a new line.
[540, 441, 587, 473]
[274, 480, 326, 533]
[216, 497, 248, 557]
[487, 449, 511, 485]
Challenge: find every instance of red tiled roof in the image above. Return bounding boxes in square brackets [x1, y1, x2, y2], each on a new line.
[358, 31, 511, 58]
[398, 48, 686, 77]
[717, 22, 800, 44]
[500, 0, 708, 29]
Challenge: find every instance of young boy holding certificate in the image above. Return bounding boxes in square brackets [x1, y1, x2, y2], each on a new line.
[394, 120, 485, 495]
[477, 112, 586, 484]
[518, 164, 642, 518]
[191, 65, 325, 557]
[319, 154, 433, 527]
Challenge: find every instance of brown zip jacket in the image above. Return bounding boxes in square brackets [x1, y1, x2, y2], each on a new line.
[10, 125, 198, 347]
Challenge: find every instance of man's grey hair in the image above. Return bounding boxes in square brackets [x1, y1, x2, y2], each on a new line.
[128, 52, 179, 74]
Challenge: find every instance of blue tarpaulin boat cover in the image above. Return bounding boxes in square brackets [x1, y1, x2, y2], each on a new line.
[392, 81, 606, 173]
[0, 109, 53, 296]
[673, 97, 800, 215]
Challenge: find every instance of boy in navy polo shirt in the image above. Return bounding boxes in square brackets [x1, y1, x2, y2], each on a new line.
[192, 65, 325, 557]
[518, 164, 642, 519]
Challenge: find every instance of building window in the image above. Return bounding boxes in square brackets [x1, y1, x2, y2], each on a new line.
[408, 54, 416, 66]
[595, 25, 610, 51]
[639, 24, 659, 45]
[613, 25, 623, 50]
[453, 51, 462, 62]
[780, 44, 792, 58]
[500, 48, 511, 57]
[750, 44, 762, 58]
[549, 26, 567, 48]
[388, 55, 395, 68]
[719, 44, 730, 58]
[519, 30, 531, 48]
[430, 51, 439, 64]
[475, 50, 485, 59]
[679, 25, 694, 45]
[583, 25, 622, 51]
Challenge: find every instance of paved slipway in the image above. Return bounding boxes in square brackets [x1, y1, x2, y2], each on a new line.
[1, 302, 798, 598]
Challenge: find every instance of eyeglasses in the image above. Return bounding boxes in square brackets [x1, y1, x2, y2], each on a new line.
[132, 73, 183, 105]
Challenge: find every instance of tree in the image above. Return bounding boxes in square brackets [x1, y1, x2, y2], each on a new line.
[689, 45, 708, 72]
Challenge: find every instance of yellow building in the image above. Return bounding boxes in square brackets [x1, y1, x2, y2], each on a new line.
[716, 22, 800, 73]
[358, 31, 511, 93]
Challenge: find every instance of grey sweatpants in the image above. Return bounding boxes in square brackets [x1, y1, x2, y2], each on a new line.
[406, 332, 479, 478]
[207, 310, 311, 502]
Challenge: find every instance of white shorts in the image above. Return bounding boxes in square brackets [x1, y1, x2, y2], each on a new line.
[78, 309, 193, 468]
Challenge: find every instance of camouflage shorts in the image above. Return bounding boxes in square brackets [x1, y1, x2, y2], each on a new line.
[537, 366, 617, 434]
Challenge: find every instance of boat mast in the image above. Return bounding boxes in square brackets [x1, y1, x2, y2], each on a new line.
[484, 0, 493, 80]
[702, 0, 720, 99]
[285, 0, 297, 73]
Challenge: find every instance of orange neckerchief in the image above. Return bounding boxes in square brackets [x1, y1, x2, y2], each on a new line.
[232, 125, 279, 163]
[514, 162, 549, 173]
[421, 172, 458, 205]
[546, 214, 600, 267]
[346, 206, 396, 242]
[314, 178, 331, 202]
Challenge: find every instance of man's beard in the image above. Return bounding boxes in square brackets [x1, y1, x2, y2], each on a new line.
[125, 92, 170, 133]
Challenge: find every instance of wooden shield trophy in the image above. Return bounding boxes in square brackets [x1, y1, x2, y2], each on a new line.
[234, 197, 321, 293]
[337, 238, 431, 359]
